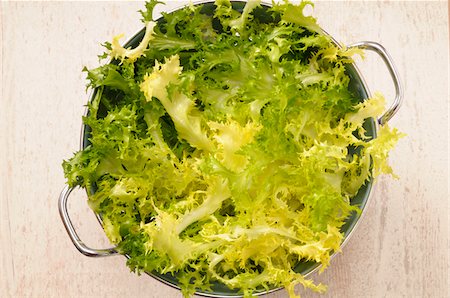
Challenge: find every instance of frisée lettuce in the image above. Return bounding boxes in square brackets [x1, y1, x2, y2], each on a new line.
[63, 1, 403, 297]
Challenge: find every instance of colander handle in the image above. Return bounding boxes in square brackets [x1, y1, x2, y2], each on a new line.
[58, 185, 118, 257]
[347, 41, 403, 126]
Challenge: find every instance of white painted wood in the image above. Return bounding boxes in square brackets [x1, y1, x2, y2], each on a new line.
[1, 1, 448, 297]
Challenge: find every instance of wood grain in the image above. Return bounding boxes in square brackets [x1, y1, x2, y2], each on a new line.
[1, 1, 448, 297]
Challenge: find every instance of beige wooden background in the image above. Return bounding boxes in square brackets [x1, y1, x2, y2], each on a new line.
[1, 1, 448, 297]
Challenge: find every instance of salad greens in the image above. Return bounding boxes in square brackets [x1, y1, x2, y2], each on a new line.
[63, 0, 403, 297]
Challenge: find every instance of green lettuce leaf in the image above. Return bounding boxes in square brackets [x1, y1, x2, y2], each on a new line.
[63, 1, 403, 297]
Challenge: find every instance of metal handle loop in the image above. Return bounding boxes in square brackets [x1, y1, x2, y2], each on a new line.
[348, 41, 403, 125]
[58, 185, 118, 257]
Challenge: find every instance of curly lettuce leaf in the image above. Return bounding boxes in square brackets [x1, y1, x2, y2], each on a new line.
[63, 1, 403, 297]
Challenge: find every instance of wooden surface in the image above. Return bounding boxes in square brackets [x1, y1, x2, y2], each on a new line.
[1, 1, 448, 297]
